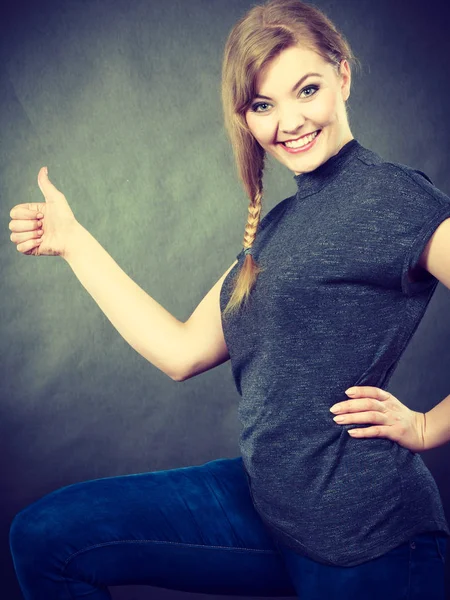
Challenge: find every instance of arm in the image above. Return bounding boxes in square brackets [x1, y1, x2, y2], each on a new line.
[63, 223, 186, 381]
[12, 168, 233, 382]
[415, 216, 450, 450]
[180, 259, 237, 380]
[63, 223, 236, 382]
[423, 396, 450, 450]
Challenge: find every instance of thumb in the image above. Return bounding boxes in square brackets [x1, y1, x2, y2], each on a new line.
[37, 166, 64, 202]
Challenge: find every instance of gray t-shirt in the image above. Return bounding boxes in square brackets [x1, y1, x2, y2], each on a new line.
[219, 138, 450, 567]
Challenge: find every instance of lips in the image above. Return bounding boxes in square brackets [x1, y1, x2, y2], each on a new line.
[279, 129, 321, 144]
[279, 129, 322, 154]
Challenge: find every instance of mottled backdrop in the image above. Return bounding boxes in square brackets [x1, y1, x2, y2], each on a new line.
[1, 0, 450, 598]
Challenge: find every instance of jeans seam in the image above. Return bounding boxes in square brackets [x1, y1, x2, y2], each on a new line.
[62, 538, 278, 571]
[60, 539, 278, 596]
[435, 535, 447, 563]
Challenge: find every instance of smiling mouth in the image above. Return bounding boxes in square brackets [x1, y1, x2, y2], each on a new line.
[279, 130, 321, 149]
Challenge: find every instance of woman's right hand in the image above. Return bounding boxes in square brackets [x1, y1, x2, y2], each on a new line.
[9, 167, 79, 257]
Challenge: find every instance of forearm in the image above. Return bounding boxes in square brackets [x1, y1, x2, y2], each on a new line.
[62, 223, 184, 380]
[423, 394, 450, 450]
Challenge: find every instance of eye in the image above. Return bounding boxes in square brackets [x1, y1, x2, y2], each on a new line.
[249, 85, 319, 113]
[250, 101, 272, 113]
[299, 84, 319, 98]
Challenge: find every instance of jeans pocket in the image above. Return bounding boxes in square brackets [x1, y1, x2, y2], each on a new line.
[435, 534, 447, 564]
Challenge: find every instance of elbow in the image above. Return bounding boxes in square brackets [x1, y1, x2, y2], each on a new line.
[171, 368, 187, 383]
[170, 358, 192, 382]
[172, 366, 195, 382]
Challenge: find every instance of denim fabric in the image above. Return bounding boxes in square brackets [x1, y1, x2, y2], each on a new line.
[9, 456, 447, 599]
[277, 533, 447, 600]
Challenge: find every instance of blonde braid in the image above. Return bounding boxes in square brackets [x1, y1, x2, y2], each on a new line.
[223, 163, 267, 318]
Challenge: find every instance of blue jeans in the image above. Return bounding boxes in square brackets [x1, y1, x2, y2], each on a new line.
[9, 456, 447, 599]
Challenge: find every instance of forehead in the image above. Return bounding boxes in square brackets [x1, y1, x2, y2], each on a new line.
[255, 45, 329, 92]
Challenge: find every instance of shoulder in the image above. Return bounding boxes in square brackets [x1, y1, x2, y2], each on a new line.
[258, 194, 296, 233]
[351, 145, 450, 209]
[354, 145, 430, 187]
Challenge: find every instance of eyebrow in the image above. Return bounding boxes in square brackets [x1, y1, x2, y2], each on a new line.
[254, 72, 323, 100]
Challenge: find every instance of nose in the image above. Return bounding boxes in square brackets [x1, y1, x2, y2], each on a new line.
[278, 103, 306, 136]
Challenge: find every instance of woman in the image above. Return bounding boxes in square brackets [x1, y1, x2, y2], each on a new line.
[8, 0, 450, 598]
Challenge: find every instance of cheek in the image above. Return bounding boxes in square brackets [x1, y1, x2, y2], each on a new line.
[246, 114, 275, 145]
[314, 91, 340, 122]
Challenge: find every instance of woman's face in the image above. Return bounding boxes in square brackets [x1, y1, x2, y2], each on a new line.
[245, 45, 353, 176]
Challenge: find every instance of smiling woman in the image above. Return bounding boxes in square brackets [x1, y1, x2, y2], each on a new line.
[218, 0, 450, 597]
[221, 0, 361, 318]
[244, 46, 353, 172]
[7, 0, 450, 599]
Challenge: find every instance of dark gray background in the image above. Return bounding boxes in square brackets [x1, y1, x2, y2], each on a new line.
[1, 0, 450, 598]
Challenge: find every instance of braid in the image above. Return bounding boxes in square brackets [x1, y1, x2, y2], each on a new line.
[222, 160, 267, 319]
[243, 174, 263, 255]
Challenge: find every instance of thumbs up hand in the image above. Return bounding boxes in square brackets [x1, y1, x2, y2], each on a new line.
[9, 167, 79, 257]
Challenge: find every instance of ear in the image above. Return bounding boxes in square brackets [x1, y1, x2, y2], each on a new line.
[339, 59, 351, 102]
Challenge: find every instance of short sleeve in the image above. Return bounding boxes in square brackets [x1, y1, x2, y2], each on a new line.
[399, 168, 450, 296]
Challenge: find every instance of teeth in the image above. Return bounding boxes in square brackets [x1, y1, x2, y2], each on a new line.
[284, 131, 319, 148]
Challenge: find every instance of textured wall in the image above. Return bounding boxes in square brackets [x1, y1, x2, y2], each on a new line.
[1, 0, 449, 598]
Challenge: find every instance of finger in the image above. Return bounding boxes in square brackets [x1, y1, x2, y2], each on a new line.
[10, 204, 44, 219]
[37, 166, 63, 201]
[17, 237, 43, 254]
[349, 425, 386, 438]
[348, 386, 390, 400]
[9, 218, 43, 233]
[10, 228, 43, 244]
[334, 398, 372, 414]
[343, 398, 385, 414]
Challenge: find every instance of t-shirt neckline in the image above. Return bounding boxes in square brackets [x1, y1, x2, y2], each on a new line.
[293, 138, 361, 199]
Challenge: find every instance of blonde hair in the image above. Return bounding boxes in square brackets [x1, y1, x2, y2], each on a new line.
[221, 0, 361, 318]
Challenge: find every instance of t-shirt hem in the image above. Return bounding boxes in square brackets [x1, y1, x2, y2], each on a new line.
[259, 512, 450, 567]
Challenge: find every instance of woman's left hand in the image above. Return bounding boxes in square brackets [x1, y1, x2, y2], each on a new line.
[330, 386, 426, 452]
